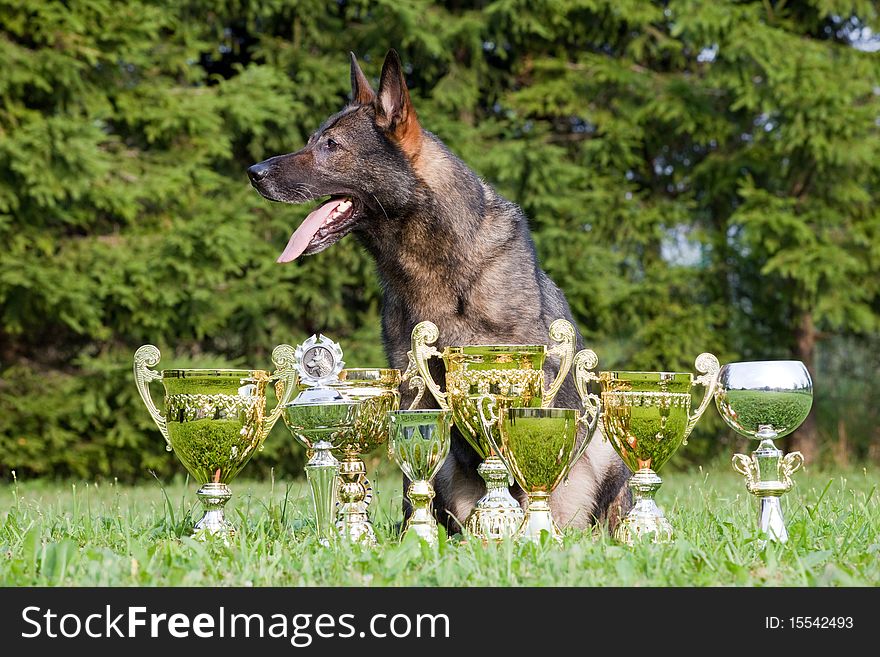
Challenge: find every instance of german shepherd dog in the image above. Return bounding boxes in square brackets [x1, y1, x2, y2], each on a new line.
[248, 50, 631, 532]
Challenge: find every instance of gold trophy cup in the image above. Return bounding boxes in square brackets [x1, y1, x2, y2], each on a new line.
[327, 368, 401, 545]
[133, 344, 297, 538]
[477, 400, 600, 543]
[410, 319, 576, 540]
[575, 351, 720, 545]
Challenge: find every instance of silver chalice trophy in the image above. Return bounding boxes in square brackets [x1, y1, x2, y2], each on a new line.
[715, 360, 812, 543]
[280, 335, 356, 546]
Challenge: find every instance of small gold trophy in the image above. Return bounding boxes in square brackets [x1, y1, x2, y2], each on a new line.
[715, 360, 812, 543]
[477, 396, 600, 542]
[133, 344, 297, 538]
[388, 409, 452, 546]
[410, 320, 576, 540]
[575, 351, 720, 545]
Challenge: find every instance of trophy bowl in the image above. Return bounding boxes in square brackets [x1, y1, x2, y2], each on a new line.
[599, 371, 694, 473]
[411, 320, 576, 540]
[715, 361, 813, 441]
[477, 405, 598, 543]
[579, 353, 719, 545]
[328, 368, 402, 454]
[133, 344, 297, 538]
[388, 409, 452, 546]
[715, 360, 812, 543]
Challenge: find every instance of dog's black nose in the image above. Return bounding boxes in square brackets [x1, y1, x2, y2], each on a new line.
[247, 162, 270, 183]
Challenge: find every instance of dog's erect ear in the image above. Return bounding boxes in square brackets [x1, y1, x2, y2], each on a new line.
[350, 52, 375, 105]
[375, 49, 422, 157]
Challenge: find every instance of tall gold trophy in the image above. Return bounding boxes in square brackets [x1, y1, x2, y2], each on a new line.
[327, 367, 401, 544]
[388, 409, 453, 546]
[575, 351, 720, 545]
[411, 320, 576, 540]
[133, 344, 297, 538]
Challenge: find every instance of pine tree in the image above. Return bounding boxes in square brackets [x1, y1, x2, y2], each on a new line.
[1, 1, 878, 477]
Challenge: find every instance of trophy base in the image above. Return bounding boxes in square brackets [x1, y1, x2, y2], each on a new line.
[193, 483, 234, 540]
[615, 506, 674, 545]
[405, 519, 438, 546]
[336, 503, 378, 546]
[615, 469, 673, 545]
[757, 496, 788, 543]
[464, 456, 524, 541]
[404, 480, 439, 546]
[516, 493, 562, 543]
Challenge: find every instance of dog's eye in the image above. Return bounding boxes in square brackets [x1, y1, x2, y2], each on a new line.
[325, 138, 339, 152]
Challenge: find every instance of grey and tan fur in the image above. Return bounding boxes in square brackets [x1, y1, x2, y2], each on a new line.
[248, 49, 631, 533]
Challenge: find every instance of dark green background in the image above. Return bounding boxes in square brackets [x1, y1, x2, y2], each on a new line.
[1, 0, 878, 480]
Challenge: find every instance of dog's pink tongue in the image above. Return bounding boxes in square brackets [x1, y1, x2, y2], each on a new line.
[276, 199, 345, 263]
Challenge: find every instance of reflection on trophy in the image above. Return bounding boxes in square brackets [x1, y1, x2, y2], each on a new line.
[133, 344, 297, 538]
[477, 398, 600, 542]
[326, 367, 401, 545]
[388, 410, 452, 545]
[576, 352, 720, 545]
[715, 360, 812, 543]
[282, 399, 358, 546]
[410, 319, 576, 540]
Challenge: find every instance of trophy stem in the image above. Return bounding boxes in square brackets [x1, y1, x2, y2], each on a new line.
[516, 492, 562, 543]
[735, 438, 799, 545]
[336, 454, 377, 545]
[193, 482, 234, 538]
[464, 455, 524, 541]
[615, 469, 673, 545]
[304, 440, 340, 547]
[404, 479, 439, 545]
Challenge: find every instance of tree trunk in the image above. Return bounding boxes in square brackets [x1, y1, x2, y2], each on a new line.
[788, 310, 819, 463]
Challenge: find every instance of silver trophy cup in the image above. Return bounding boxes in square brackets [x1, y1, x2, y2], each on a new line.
[715, 360, 813, 543]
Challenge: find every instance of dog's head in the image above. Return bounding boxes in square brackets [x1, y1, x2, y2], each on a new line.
[248, 49, 423, 262]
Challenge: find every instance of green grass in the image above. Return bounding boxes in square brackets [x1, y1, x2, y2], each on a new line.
[1, 459, 878, 586]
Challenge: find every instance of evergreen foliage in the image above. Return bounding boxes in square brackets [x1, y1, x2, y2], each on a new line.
[1, 1, 878, 479]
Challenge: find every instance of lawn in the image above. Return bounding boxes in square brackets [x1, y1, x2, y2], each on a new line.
[1, 459, 878, 586]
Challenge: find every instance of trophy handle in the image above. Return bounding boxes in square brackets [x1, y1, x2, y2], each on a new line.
[263, 344, 299, 442]
[542, 319, 576, 406]
[402, 351, 427, 410]
[781, 451, 804, 485]
[133, 345, 171, 451]
[732, 453, 757, 488]
[410, 321, 448, 410]
[573, 347, 604, 443]
[475, 394, 515, 475]
[683, 352, 721, 444]
[569, 349, 601, 474]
